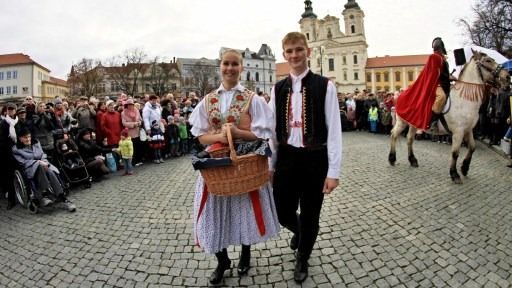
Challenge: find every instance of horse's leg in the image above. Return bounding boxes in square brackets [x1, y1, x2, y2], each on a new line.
[389, 118, 407, 166]
[461, 131, 476, 177]
[407, 126, 418, 167]
[450, 131, 464, 184]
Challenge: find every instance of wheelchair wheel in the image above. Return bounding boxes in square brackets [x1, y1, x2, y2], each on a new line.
[13, 170, 29, 209]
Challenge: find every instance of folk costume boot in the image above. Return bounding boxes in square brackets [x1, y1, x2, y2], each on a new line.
[294, 252, 309, 283]
[209, 248, 231, 285]
[237, 245, 251, 275]
[429, 112, 441, 135]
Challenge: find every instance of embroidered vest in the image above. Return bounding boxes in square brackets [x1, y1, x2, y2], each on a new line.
[274, 71, 328, 146]
[204, 89, 253, 133]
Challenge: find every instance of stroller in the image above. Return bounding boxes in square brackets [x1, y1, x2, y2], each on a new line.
[53, 129, 92, 189]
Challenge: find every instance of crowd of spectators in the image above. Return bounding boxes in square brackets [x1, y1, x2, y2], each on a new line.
[0, 92, 200, 210]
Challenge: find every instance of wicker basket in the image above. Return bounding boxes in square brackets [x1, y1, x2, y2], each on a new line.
[200, 128, 269, 196]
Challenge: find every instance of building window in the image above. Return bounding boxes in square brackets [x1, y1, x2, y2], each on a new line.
[145, 84, 151, 92]
[384, 86, 390, 91]
[255, 72, 259, 82]
[22, 87, 28, 94]
[6, 71, 11, 80]
[354, 72, 359, 80]
[307, 60, 311, 68]
[13, 85, 17, 94]
[328, 58, 334, 71]
[0, 87, 3, 95]
[366, 73, 371, 82]
[270, 75, 272, 82]
[306, 33, 310, 40]
[0, 72, 3, 80]
[343, 71, 347, 81]
[13, 71, 17, 79]
[6, 86, 11, 94]
[384, 72, 389, 82]
[342, 56, 347, 65]
[353, 55, 358, 65]
[38, 85, 41, 94]
[376, 72, 381, 82]
[376, 86, 382, 91]
[395, 85, 401, 91]
[269, 63, 271, 69]
[408, 71, 414, 81]
[395, 71, 401, 81]
[246, 71, 251, 81]
[327, 28, 332, 39]
[351, 25, 355, 34]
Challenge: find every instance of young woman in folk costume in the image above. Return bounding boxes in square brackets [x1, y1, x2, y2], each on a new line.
[188, 49, 280, 285]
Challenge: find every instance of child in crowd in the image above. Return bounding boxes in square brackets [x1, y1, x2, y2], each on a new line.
[149, 120, 165, 163]
[166, 116, 180, 157]
[56, 132, 84, 169]
[115, 128, 134, 175]
[178, 117, 189, 154]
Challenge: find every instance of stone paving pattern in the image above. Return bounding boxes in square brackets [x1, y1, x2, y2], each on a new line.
[0, 132, 511, 287]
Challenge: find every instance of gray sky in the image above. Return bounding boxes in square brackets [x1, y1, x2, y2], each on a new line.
[1, 0, 474, 79]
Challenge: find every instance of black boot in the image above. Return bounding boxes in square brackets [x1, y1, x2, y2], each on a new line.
[429, 112, 441, 134]
[237, 245, 251, 275]
[294, 253, 309, 283]
[209, 249, 231, 285]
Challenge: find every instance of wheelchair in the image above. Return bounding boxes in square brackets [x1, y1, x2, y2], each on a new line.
[13, 168, 69, 214]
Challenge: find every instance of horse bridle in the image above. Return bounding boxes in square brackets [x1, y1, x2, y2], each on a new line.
[476, 59, 503, 87]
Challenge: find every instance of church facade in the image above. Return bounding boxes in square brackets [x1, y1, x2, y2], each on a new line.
[299, 0, 368, 93]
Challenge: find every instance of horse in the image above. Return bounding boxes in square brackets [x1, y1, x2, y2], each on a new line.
[388, 51, 510, 184]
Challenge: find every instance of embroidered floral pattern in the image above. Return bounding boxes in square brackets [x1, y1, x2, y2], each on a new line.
[205, 89, 252, 131]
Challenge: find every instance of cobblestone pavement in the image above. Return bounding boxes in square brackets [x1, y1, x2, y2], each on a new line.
[1, 131, 511, 288]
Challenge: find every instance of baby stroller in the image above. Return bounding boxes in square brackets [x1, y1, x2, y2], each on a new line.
[53, 129, 92, 189]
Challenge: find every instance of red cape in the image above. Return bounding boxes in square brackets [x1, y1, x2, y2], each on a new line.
[395, 52, 444, 130]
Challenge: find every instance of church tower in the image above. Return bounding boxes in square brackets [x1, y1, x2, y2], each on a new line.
[298, 0, 368, 93]
[342, 0, 365, 38]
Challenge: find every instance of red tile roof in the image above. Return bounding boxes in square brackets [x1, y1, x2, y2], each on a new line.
[49, 77, 68, 87]
[0, 53, 50, 71]
[366, 54, 430, 69]
[276, 62, 290, 78]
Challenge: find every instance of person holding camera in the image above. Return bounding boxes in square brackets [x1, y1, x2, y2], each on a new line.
[72, 96, 96, 131]
[31, 102, 56, 156]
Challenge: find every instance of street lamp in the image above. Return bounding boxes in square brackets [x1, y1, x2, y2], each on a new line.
[313, 46, 326, 76]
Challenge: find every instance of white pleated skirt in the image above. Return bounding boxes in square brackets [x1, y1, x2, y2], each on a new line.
[193, 176, 281, 254]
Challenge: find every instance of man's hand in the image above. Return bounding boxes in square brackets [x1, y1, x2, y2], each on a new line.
[322, 177, 339, 194]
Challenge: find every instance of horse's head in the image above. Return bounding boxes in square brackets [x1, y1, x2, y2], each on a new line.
[472, 50, 510, 88]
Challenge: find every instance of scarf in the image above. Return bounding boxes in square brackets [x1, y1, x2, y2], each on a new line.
[4, 116, 19, 143]
[124, 107, 138, 120]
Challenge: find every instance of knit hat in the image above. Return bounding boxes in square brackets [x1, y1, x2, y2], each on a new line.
[167, 115, 174, 122]
[106, 100, 114, 107]
[6, 102, 17, 110]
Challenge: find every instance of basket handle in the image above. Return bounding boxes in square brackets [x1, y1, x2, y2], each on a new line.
[225, 124, 237, 162]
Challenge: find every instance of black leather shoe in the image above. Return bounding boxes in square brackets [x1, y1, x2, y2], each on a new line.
[209, 260, 231, 285]
[237, 246, 250, 275]
[293, 256, 308, 283]
[6, 201, 15, 210]
[290, 234, 298, 250]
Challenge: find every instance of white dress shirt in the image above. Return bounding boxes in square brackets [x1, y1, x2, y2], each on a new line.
[269, 69, 342, 179]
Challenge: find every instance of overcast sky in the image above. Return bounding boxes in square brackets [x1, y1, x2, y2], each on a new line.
[1, 0, 475, 79]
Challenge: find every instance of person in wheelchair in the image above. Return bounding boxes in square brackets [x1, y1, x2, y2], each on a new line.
[55, 130, 84, 169]
[12, 126, 76, 212]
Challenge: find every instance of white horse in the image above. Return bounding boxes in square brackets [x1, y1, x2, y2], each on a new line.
[388, 51, 510, 183]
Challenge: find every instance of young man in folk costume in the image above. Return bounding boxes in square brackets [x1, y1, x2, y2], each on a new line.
[269, 32, 342, 283]
[395, 37, 456, 132]
[189, 49, 280, 285]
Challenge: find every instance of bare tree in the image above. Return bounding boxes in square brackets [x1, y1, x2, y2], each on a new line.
[68, 58, 102, 97]
[144, 57, 180, 97]
[190, 60, 219, 97]
[108, 48, 148, 96]
[458, 0, 512, 57]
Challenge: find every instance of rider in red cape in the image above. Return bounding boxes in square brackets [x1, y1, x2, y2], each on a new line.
[395, 37, 449, 130]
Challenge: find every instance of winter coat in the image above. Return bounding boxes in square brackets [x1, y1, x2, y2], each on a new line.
[72, 106, 96, 130]
[12, 140, 59, 179]
[121, 109, 142, 139]
[101, 111, 122, 146]
[118, 138, 134, 159]
[31, 112, 55, 151]
[142, 102, 162, 131]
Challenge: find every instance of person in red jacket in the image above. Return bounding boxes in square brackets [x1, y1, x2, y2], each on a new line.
[95, 101, 107, 144]
[100, 100, 122, 148]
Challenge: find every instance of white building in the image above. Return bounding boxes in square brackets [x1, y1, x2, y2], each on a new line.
[299, 0, 368, 93]
[219, 44, 276, 95]
[0, 53, 51, 104]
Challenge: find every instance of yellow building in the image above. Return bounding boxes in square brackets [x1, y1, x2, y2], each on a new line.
[42, 77, 69, 102]
[365, 54, 429, 93]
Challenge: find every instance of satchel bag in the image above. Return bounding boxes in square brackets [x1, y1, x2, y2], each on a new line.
[105, 152, 117, 173]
